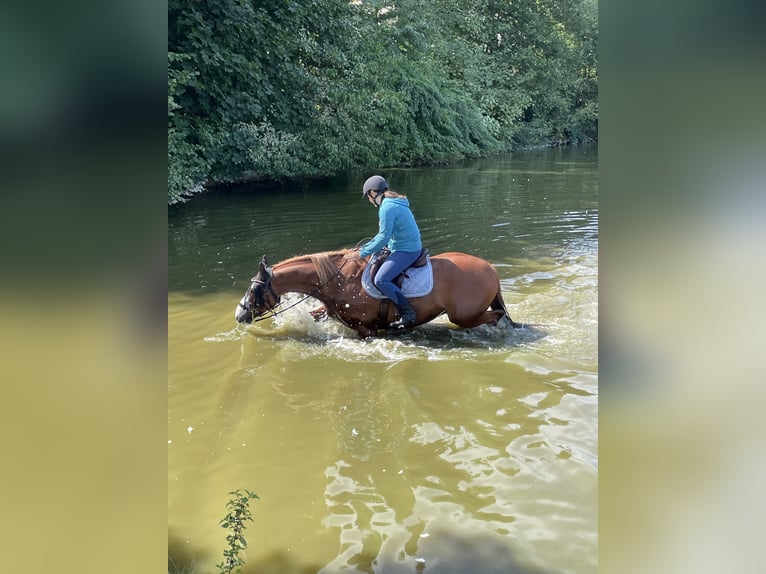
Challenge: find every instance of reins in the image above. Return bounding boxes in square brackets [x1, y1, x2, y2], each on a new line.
[246, 291, 309, 323]
[246, 257, 351, 323]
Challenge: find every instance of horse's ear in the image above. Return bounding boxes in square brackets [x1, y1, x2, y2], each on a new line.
[259, 255, 272, 278]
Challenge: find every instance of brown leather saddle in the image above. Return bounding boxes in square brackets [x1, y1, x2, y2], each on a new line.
[369, 247, 430, 288]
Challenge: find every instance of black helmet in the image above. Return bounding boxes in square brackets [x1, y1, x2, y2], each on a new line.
[362, 175, 388, 198]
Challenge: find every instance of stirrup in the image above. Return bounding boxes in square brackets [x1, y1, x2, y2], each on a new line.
[390, 311, 416, 330]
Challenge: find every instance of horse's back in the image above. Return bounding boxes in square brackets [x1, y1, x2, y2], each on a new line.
[432, 251, 489, 262]
[431, 252, 498, 275]
[430, 252, 500, 295]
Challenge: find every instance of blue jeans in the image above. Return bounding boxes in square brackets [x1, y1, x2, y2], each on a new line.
[373, 250, 421, 306]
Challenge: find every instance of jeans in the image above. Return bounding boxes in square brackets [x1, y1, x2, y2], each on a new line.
[373, 250, 421, 306]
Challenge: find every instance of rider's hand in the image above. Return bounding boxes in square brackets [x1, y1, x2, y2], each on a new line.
[344, 250, 362, 261]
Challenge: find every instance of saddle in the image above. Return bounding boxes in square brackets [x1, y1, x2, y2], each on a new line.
[369, 247, 430, 288]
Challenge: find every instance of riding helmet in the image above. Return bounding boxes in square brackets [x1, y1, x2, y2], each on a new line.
[362, 175, 388, 198]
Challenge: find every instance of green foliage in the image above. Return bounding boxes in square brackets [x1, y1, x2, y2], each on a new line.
[168, 127, 208, 205]
[215, 489, 259, 574]
[168, 0, 597, 203]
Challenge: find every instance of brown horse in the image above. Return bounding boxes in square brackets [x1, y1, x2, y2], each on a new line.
[235, 249, 524, 338]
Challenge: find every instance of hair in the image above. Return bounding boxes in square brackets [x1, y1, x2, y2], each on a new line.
[274, 249, 352, 285]
[309, 250, 351, 285]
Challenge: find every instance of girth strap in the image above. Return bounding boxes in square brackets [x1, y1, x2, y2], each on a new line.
[377, 299, 392, 330]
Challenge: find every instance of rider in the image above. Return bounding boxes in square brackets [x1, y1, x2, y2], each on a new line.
[345, 175, 422, 329]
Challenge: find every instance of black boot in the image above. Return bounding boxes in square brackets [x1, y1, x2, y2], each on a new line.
[391, 297, 417, 329]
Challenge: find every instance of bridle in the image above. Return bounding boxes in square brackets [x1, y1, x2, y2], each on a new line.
[239, 257, 351, 323]
[236, 268, 282, 324]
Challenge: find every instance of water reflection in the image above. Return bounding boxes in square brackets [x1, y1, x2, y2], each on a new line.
[304, 356, 597, 573]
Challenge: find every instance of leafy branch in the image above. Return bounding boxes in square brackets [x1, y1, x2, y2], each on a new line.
[215, 489, 259, 574]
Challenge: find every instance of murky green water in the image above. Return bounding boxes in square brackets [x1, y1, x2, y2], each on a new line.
[169, 146, 598, 574]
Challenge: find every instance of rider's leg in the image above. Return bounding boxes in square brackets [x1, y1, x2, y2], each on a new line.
[389, 290, 416, 329]
[374, 250, 420, 328]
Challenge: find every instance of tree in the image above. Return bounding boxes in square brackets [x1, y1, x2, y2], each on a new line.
[167, 0, 597, 203]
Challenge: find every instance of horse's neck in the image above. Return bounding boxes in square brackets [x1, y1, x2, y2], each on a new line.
[271, 258, 322, 295]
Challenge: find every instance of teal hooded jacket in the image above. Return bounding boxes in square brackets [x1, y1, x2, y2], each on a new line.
[359, 196, 422, 258]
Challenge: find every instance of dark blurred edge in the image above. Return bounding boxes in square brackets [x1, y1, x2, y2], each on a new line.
[0, 1, 167, 572]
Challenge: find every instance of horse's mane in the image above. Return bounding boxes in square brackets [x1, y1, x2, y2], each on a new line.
[277, 249, 351, 285]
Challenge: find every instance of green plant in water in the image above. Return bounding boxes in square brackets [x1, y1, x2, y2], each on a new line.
[215, 489, 259, 574]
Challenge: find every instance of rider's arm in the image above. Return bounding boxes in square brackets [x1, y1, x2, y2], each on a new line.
[359, 204, 395, 257]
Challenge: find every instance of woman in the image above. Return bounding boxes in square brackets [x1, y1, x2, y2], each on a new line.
[345, 175, 422, 329]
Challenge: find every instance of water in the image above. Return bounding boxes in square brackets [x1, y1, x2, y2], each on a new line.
[168, 146, 598, 574]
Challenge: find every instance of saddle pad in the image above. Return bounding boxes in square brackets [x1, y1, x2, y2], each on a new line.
[361, 255, 434, 299]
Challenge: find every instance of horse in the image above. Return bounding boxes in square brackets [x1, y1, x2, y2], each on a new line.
[234, 249, 524, 338]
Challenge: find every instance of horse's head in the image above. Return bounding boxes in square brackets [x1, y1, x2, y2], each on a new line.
[235, 255, 280, 323]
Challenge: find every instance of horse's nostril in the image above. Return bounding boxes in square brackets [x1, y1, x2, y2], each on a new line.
[235, 307, 251, 323]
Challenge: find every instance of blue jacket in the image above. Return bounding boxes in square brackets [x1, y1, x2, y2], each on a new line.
[359, 197, 422, 257]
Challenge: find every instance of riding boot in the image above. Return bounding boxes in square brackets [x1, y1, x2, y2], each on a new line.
[390, 296, 417, 329]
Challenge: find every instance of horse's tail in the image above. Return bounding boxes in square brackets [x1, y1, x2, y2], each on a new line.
[490, 289, 524, 329]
